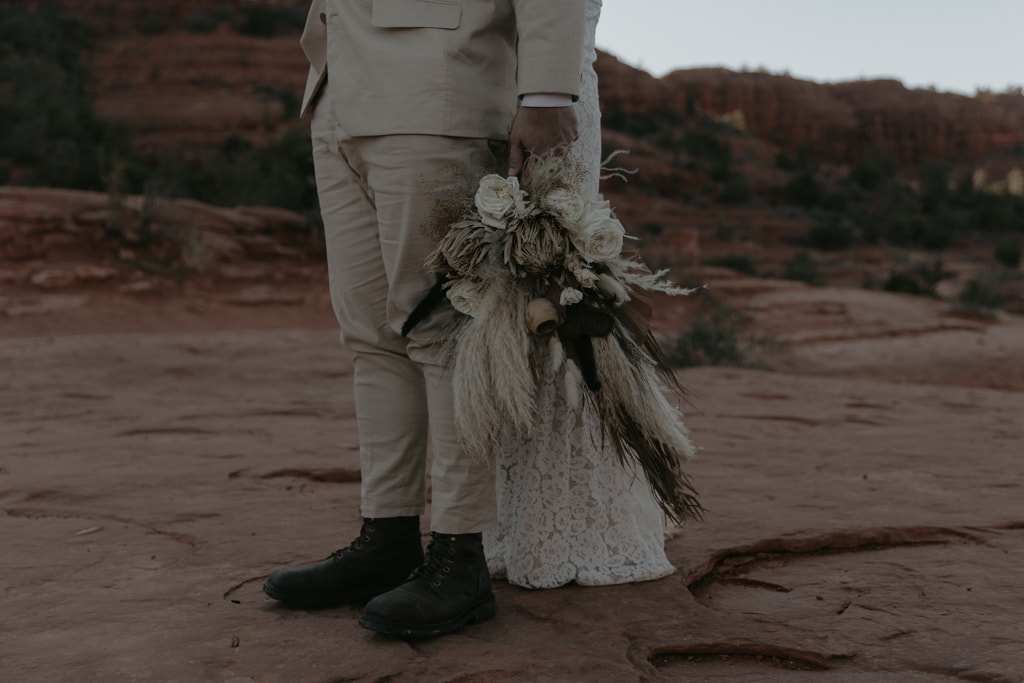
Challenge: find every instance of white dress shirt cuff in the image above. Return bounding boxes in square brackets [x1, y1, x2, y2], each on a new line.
[520, 93, 574, 107]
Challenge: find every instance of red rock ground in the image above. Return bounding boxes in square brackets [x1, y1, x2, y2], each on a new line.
[3, 219, 1023, 680]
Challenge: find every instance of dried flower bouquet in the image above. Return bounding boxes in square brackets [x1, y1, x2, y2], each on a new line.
[419, 157, 704, 523]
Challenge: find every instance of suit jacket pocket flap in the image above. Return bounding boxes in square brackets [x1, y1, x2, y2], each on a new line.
[372, 0, 461, 29]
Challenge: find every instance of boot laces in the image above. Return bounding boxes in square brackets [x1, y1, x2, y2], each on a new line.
[331, 521, 375, 557]
[415, 534, 456, 588]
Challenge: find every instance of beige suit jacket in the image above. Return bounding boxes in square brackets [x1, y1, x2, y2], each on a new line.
[299, 0, 586, 140]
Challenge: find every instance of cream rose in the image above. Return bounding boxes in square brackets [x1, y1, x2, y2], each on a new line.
[576, 199, 625, 262]
[474, 174, 521, 229]
[573, 266, 599, 288]
[559, 287, 584, 306]
[543, 188, 585, 224]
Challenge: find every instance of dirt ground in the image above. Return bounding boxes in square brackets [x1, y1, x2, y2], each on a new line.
[2, 280, 1023, 682]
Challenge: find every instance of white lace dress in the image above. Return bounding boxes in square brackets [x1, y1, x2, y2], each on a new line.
[484, 0, 676, 589]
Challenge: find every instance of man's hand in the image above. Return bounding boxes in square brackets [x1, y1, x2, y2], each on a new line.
[507, 106, 579, 179]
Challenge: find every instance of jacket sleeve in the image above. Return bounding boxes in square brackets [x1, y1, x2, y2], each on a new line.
[512, 0, 587, 100]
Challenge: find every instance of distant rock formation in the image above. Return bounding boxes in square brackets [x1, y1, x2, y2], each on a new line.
[596, 53, 1024, 165]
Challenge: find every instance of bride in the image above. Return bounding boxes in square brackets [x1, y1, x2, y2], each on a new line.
[484, 0, 680, 589]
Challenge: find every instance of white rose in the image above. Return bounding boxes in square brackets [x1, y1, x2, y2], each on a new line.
[543, 188, 585, 224]
[559, 287, 584, 306]
[577, 199, 625, 262]
[573, 266, 599, 288]
[446, 279, 483, 317]
[474, 174, 520, 229]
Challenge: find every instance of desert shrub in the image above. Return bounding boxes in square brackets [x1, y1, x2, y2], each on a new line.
[970, 191, 1024, 233]
[668, 296, 755, 368]
[924, 209, 965, 250]
[682, 126, 731, 166]
[807, 214, 857, 250]
[782, 251, 822, 284]
[957, 277, 1004, 313]
[0, 5, 134, 189]
[185, 10, 219, 33]
[775, 150, 797, 170]
[139, 16, 170, 35]
[256, 84, 302, 120]
[601, 104, 686, 143]
[718, 171, 752, 204]
[779, 146, 825, 208]
[235, 5, 308, 37]
[855, 181, 957, 250]
[882, 271, 926, 295]
[143, 128, 318, 219]
[850, 153, 897, 190]
[882, 258, 955, 297]
[703, 254, 757, 275]
[174, 130, 318, 233]
[879, 211, 931, 247]
[994, 239, 1022, 268]
[819, 190, 849, 213]
[785, 166, 823, 207]
[912, 257, 957, 293]
[109, 186, 212, 276]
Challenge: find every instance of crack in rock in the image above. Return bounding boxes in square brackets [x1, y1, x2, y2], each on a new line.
[222, 575, 267, 600]
[682, 525, 984, 588]
[257, 467, 361, 484]
[649, 638, 847, 671]
[5, 506, 198, 547]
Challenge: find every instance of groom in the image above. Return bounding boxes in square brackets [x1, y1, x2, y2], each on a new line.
[262, 0, 586, 638]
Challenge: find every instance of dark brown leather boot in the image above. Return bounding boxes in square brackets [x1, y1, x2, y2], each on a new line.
[262, 516, 423, 608]
[358, 532, 495, 638]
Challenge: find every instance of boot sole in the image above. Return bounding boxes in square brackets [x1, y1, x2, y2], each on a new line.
[358, 594, 496, 639]
[262, 580, 395, 609]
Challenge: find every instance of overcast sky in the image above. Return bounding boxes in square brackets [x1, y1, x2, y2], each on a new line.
[596, 0, 1023, 95]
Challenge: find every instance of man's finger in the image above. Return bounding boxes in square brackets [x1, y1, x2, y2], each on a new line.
[508, 142, 525, 178]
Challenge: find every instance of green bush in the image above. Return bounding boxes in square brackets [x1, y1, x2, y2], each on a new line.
[972, 192, 1024, 233]
[185, 10, 219, 33]
[882, 258, 955, 297]
[775, 150, 797, 170]
[807, 214, 857, 250]
[139, 16, 170, 35]
[143, 127, 318, 218]
[882, 271, 928, 295]
[717, 171, 752, 204]
[850, 153, 896, 190]
[256, 84, 302, 120]
[782, 251, 822, 284]
[601, 104, 686, 144]
[669, 296, 754, 368]
[235, 5, 308, 37]
[1, 7, 319, 214]
[994, 239, 1022, 268]
[703, 254, 757, 275]
[958, 277, 1004, 313]
[785, 167, 823, 207]
[0, 4, 134, 189]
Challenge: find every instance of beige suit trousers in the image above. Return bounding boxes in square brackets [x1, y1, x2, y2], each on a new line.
[311, 80, 501, 534]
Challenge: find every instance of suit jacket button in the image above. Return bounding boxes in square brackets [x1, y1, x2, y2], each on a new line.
[319, 12, 326, 24]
